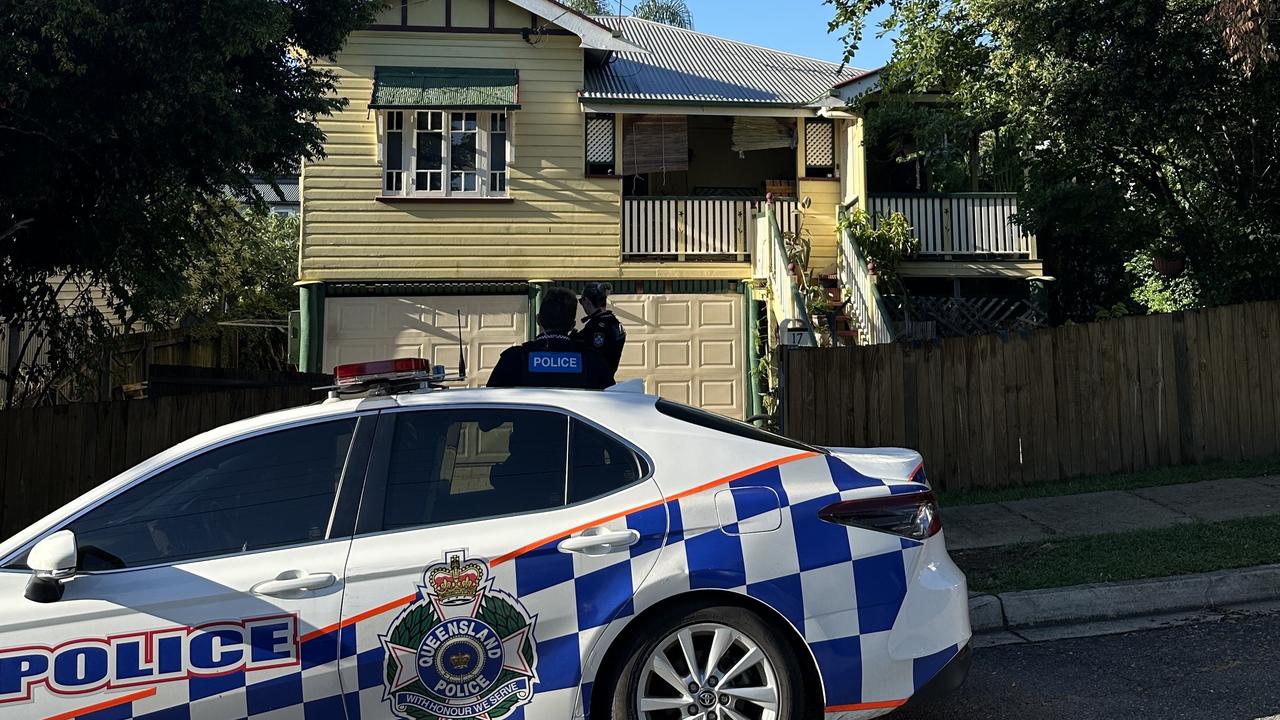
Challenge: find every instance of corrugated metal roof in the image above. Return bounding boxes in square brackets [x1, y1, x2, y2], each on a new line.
[583, 16, 864, 107]
[251, 177, 299, 205]
[371, 67, 520, 109]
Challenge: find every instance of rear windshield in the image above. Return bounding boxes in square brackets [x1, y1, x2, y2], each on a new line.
[654, 399, 826, 454]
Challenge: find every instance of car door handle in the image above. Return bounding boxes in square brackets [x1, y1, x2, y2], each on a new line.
[557, 529, 640, 555]
[251, 570, 337, 597]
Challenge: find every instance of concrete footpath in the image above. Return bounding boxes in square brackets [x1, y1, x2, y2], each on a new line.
[944, 475, 1280, 551]
[948, 475, 1280, 642]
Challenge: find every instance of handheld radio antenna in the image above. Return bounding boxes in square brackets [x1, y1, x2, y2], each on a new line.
[456, 310, 467, 381]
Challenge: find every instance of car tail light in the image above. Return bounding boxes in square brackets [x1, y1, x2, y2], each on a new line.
[333, 358, 434, 387]
[818, 490, 942, 541]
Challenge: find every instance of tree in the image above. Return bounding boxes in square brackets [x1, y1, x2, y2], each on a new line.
[632, 0, 694, 28]
[164, 204, 301, 371]
[562, 0, 607, 13]
[1, 204, 299, 408]
[559, 0, 695, 28]
[828, 0, 1280, 318]
[1213, 0, 1278, 75]
[0, 0, 381, 390]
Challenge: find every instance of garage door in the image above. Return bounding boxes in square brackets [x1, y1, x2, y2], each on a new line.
[608, 293, 745, 419]
[324, 295, 527, 387]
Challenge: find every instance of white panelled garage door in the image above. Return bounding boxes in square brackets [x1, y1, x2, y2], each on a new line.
[324, 296, 527, 387]
[608, 293, 745, 419]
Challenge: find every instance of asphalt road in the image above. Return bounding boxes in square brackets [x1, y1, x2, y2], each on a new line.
[893, 610, 1280, 720]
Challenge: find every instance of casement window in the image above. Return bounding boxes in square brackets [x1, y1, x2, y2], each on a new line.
[380, 109, 511, 198]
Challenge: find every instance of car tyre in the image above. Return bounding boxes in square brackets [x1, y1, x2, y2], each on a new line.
[607, 601, 806, 720]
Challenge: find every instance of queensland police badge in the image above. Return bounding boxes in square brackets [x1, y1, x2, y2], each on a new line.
[380, 551, 538, 720]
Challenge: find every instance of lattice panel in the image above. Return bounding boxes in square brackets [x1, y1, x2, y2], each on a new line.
[586, 115, 615, 164]
[805, 120, 835, 167]
[885, 295, 1046, 339]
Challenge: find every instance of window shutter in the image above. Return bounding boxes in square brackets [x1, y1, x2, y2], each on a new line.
[622, 115, 689, 176]
[731, 117, 795, 153]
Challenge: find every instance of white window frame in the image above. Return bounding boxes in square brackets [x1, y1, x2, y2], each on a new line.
[379, 109, 511, 198]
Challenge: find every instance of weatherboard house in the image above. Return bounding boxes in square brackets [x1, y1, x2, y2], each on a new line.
[297, 0, 1040, 418]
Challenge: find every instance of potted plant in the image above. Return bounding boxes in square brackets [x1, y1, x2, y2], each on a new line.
[1151, 240, 1186, 278]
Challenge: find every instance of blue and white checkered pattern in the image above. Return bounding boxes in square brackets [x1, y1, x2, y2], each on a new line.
[69, 452, 958, 720]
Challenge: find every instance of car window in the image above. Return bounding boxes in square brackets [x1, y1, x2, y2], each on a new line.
[60, 419, 357, 571]
[568, 419, 646, 504]
[654, 399, 826, 454]
[382, 409, 569, 530]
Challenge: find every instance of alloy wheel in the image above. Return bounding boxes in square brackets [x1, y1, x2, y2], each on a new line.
[634, 622, 780, 720]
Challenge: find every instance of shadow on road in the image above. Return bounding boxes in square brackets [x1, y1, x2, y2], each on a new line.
[894, 611, 1280, 720]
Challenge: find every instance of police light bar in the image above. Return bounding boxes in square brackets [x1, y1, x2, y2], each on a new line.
[333, 358, 440, 387]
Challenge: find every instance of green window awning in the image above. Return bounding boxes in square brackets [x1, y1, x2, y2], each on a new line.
[370, 67, 520, 110]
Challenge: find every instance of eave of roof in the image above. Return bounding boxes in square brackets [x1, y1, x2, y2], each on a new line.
[516, 0, 646, 52]
[583, 16, 864, 108]
[829, 66, 883, 102]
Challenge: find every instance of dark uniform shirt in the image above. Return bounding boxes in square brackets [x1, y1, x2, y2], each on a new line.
[571, 309, 626, 384]
[486, 334, 613, 390]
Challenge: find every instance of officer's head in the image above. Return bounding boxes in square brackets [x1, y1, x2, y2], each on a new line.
[538, 287, 578, 334]
[581, 281, 612, 314]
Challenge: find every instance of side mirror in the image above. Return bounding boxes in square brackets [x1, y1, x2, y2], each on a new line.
[25, 530, 77, 603]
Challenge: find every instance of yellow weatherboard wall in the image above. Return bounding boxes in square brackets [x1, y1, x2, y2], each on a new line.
[798, 180, 841, 273]
[301, 16, 629, 282]
[300, 0, 823, 284]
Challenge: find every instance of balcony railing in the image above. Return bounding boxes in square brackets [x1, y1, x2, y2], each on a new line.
[622, 197, 798, 260]
[868, 193, 1033, 257]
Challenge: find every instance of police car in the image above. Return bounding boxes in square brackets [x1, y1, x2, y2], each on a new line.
[0, 359, 971, 720]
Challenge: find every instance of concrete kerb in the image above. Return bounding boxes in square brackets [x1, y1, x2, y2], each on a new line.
[968, 563, 1280, 634]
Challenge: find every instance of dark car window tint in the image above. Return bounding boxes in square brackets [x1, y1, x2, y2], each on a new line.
[654, 399, 826, 454]
[65, 419, 356, 570]
[383, 409, 569, 530]
[568, 420, 645, 504]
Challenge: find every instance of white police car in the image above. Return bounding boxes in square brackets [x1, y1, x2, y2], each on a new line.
[0, 359, 970, 720]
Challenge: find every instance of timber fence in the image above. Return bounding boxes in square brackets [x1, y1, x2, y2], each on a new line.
[781, 301, 1280, 492]
[0, 385, 323, 537]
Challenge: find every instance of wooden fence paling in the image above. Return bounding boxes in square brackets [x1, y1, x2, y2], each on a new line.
[781, 300, 1280, 492]
[0, 386, 323, 537]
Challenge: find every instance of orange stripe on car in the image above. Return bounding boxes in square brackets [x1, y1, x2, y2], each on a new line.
[44, 687, 157, 720]
[300, 450, 819, 643]
[825, 699, 908, 712]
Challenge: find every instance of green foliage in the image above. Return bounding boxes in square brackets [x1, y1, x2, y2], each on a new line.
[562, 0, 694, 27]
[827, 0, 1280, 318]
[957, 513, 1280, 594]
[839, 208, 918, 285]
[561, 0, 607, 13]
[631, 0, 694, 28]
[168, 205, 297, 323]
[165, 204, 300, 369]
[386, 602, 439, 691]
[1126, 251, 1206, 313]
[0, 0, 381, 363]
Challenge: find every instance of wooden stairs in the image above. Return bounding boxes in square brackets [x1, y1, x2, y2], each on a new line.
[818, 272, 865, 346]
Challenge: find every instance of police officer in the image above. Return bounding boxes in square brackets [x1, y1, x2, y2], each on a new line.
[571, 281, 627, 386]
[487, 287, 613, 389]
